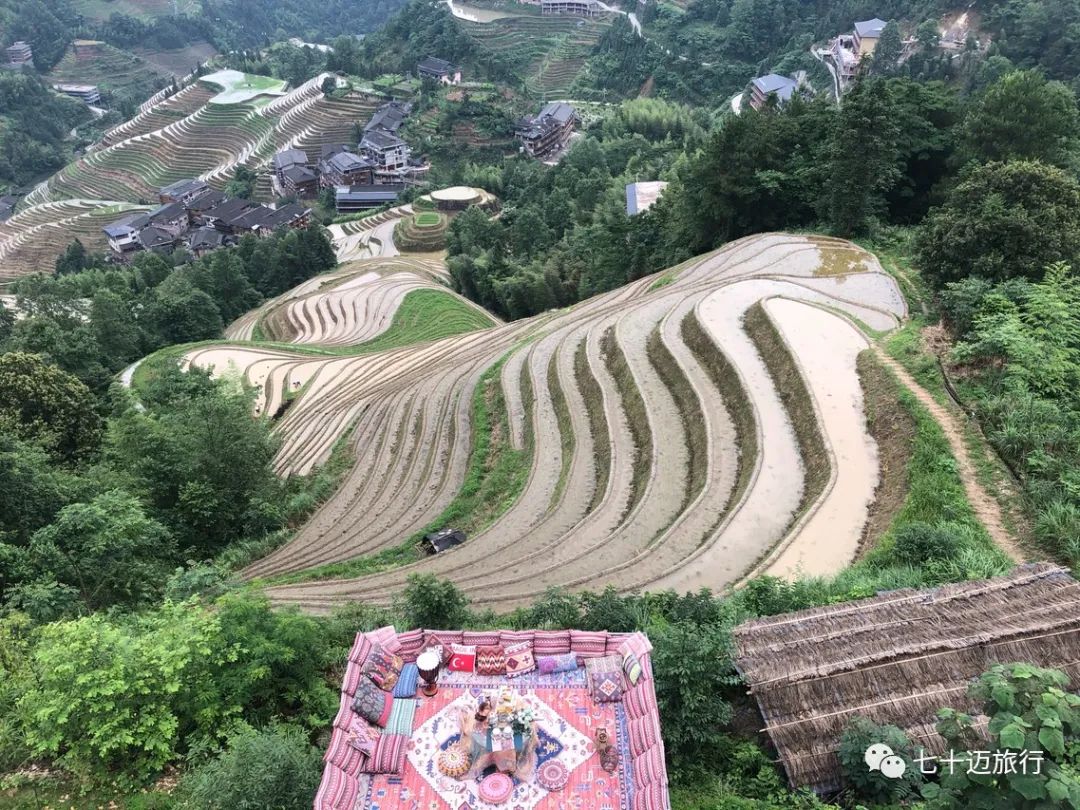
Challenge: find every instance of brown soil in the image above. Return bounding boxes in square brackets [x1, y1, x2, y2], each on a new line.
[855, 350, 916, 556]
[872, 346, 1024, 563]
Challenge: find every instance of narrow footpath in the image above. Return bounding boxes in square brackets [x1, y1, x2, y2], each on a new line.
[873, 346, 1024, 563]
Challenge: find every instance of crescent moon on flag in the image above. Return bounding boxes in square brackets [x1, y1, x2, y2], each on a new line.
[450, 656, 464, 669]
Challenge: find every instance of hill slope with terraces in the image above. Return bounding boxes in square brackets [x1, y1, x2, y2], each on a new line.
[0, 72, 381, 286]
[171, 229, 912, 613]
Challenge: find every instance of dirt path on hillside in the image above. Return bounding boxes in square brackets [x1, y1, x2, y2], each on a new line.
[872, 346, 1024, 563]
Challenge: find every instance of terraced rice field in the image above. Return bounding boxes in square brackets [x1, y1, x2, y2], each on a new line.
[0, 200, 151, 284]
[5, 74, 385, 280]
[394, 212, 450, 252]
[458, 15, 610, 97]
[174, 233, 909, 612]
[46, 42, 166, 104]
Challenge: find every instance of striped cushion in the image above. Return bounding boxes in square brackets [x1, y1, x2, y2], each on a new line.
[392, 663, 419, 698]
[385, 698, 417, 735]
[499, 629, 536, 647]
[533, 630, 572, 655]
[623, 686, 651, 719]
[619, 633, 654, 660]
[324, 727, 365, 774]
[462, 630, 501, 646]
[633, 744, 667, 788]
[333, 691, 355, 731]
[476, 645, 506, 675]
[395, 628, 425, 659]
[623, 651, 643, 685]
[342, 659, 364, 696]
[636, 782, 669, 810]
[348, 633, 372, 665]
[315, 764, 359, 810]
[368, 625, 401, 653]
[628, 717, 658, 756]
[360, 733, 408, 774]
[570, 630, 609, 662]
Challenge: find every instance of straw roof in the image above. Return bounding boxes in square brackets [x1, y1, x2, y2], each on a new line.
[732, 563, 1080, 794]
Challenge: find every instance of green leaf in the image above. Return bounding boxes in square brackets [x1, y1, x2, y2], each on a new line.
[1039, 726, 1065, 757]
[1008, 773, 1047, 800]
[1000, 723, 1026, 749]
[1047, 777, 1069, 802]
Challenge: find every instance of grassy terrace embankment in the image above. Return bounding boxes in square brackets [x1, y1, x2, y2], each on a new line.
[254, 353, 534, 585]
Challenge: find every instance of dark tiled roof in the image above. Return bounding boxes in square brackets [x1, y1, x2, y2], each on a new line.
[361, 129, 406, 151]
[204, 198, 257, 222]
[320, 143, 354, 159]
[188, 226, 224, 250]
[138, 225, 175, 249]
[186, 189, 227, 211]
[418, 56, 456, 75]
[103, 211, 150, 237]
[273, 148, 310, 170]
[159, 178, 209, 198]
[327, 151, 371, 173]
[148, 201, 186, 223]
[228, 205, 277, 230]
[335, 184, 405, 202]
[283, 165, 318, 184]
[261, 203, 311, 229]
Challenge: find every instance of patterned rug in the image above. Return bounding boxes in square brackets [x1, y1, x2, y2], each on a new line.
[357, 669, 632, 810]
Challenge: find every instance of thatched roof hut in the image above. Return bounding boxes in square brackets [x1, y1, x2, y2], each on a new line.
[732, 563, 1080, 794]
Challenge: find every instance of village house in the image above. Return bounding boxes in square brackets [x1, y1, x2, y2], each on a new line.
[103, 180, 313, 261]
[364, 101, 411, 135]
[53, 83, 102, 105]
[103, 212, 150, 255]
[625, 181, 668, 216]
[319, 148, 374, 187]
[272, 148, 318, 197]
[159, 178, 210, 205]
[746, 71, 809, 110]
[335, 184, 406, 213]
[832, 17, 888, 80]
[0, 195, 16, 222]
[541, 0, 601, 16]
[360, 129, 410, 173]
[5, 41, 32, 69]
[187, 226, 225, 257]
[417, 56, 461, 85]
[145, 201, 189, 236]
[516, 101, 577, 159]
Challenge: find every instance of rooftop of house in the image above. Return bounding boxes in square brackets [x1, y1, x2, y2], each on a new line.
[186, 189, 227, 210]
[273, 148, 310, 170]
[204, 197, 258, 222]
[854, 17, 888, 37]
[53, 83, 99, 93]
[102, 211, 150, 237]
[320, 143, 355, 159]
[335, 184, 405, 201]
[148, 201, 186, 223]
[626, 181, 669, 215]
[228, 205, 277, 230]
[261, 202, 311, 229]
[188, 226, 224, 250]
[160, 178, 210, 199]
[417, 56, 456, 74]
[750, 72, 798, 101]
[282, 164, 318, 184]
[539, 101, 576, 125]
[733, 562, 1080, 794]
[138, 225, 175, 249]
[326, 151, 372, 174]
[364, 101, 410, 133]
[361, 129, 407, 151]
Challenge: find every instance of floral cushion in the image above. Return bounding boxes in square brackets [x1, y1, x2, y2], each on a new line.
[352, 678, 393, 727]
[364, 643, 404, 691]
[346, 715, 380, 757]
[447, 643, 477, 672]
[476, 645, 506, 675]
[585, 654, 624, 703]
[538, 652, 578, 674]
[504, 641, 536, 678]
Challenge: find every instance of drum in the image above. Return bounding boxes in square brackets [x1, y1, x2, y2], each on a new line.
[417, 650, 441, 696]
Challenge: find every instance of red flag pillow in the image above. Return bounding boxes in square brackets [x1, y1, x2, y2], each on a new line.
[447, 643, 476, 673]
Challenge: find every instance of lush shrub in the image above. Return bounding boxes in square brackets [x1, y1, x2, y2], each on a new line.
[397, 573, 471, 629]
[892, 521, 961, 565]
[838, 715, 922, 803]
[175, 723, 320, 810]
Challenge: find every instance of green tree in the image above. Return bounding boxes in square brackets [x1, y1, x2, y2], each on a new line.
[54, 239, 90, 276]
[922, 663, 1080, 808]
[27, 491, 176, 610]
[871, 21, 903, 75]
[90, 287, 141, 367]
[106, 381, 279, 554]
[916, 160, 1080, 286]
[398, 573, 471, 629]
[144, 274, 224, 345]
[960, 70, 1080, 169]
[0, 352, 101, 459]
[826, 80, 901, 236]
